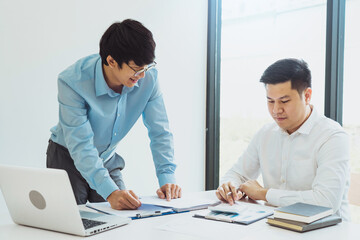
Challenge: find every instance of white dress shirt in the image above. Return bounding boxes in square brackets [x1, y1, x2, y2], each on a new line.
[221, 107, 351, 221]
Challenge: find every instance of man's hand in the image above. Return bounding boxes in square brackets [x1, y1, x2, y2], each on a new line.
[216, 182, 244, 205]
[107, 189, 141, 210]
[156, 183, 182, 201]
[239, 180, 268, 201]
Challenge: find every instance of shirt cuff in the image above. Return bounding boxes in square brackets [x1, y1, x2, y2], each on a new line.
[157, 173, 176, 187]
[265, 188, 281, 207]
[96, 177, 119, 200]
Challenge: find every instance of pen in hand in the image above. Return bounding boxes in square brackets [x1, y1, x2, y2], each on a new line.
[216, 182, 244, 205]
[226, 190, 245, 205]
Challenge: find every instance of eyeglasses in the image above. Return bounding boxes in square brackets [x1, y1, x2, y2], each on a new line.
[126, 61, 157, 77]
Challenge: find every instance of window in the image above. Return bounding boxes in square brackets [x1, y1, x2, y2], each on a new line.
[343, 0, 360, 224]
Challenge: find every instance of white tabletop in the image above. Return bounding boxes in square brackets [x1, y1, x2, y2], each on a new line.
[1, 191, 360, 240]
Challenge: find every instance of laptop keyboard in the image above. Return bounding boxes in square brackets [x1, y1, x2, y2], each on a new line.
[81, 218, 106, 230]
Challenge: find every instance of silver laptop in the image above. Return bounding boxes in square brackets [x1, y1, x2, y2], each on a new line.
[0, 164, 131, 236]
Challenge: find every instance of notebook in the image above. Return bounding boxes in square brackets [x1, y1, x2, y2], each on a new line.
[267, 215, 342, 232]
[273, 202, 333, 223]
[0, 165, 131, 236]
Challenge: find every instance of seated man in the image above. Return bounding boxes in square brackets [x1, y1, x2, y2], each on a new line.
[216, 58, 350, 221]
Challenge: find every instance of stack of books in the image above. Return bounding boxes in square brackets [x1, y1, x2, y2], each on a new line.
[266, 202, 342, 232]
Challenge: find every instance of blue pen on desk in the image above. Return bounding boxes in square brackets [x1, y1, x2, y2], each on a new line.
[135, 210, 162, 219]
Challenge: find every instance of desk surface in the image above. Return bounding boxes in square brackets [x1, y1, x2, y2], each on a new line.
[1, 191, 359, 240]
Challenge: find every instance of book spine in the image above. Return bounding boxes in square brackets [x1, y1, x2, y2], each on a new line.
[302, 218, 341, 232]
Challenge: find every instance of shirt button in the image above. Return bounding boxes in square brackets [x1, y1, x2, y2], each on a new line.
[114, 133, 117, 136]
[117, 114, 120, 117]
[281, 178, 285, 183]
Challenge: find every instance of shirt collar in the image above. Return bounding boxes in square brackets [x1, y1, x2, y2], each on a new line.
[95, 58, 139, 97]
[95, 58, 111, 97]
[296, 105, 318, 135]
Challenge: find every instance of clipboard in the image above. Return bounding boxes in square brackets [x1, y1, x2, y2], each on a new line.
[139, 195, 220, 212]
[86, 202, 178, 220]
[193, 202, 273, 225]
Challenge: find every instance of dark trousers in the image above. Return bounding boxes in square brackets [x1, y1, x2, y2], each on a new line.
[46, 140, 125, 204]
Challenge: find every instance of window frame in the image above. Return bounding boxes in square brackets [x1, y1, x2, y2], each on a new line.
[206, 0, 222, 190]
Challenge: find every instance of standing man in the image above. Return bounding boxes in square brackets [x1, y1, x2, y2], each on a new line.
[216, 58, 350, 220]
[47, 19, 181, 210]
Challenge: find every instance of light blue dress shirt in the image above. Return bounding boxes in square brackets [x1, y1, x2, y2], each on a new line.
[50, 54, 176, 199]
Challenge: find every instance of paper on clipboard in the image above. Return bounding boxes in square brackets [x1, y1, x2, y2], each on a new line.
[140, 194, 220, 212]
[194, 202, 273, 225]
[86, 202, 173, 219]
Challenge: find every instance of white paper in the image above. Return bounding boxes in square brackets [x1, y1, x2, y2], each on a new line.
[140, 194, 220, 210]
[199, 202, 274, 224]
[86, 202, 173, 218]
[208, 202, 249, 214]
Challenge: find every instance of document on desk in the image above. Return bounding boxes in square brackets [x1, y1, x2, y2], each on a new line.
[86, 202, 174, 219]
[140, 194, 220, 212]
[193, 202, 273, 225]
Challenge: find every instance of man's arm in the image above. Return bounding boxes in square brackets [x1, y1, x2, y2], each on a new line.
[57, 79, 119, 199]
[141, 72, 181, 200]
[58, 79, 142, 209]
[216, 128, 263, 203]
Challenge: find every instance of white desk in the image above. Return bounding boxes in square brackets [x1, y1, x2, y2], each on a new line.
[1, 191, 360, 240]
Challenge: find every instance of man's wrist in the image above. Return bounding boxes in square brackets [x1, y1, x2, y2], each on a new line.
[261, 188, 268, 201]
[107, 189, 120, 201]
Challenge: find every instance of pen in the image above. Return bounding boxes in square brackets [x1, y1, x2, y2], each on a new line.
[226, 191, 246, 201]
[136, 210, 162, 218]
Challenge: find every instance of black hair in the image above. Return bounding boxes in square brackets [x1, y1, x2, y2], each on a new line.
[99, 19, 156, 68]
[260, 58, 312, 95]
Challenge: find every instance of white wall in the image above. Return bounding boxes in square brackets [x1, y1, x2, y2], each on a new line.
[0, 0, 208, 196]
